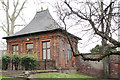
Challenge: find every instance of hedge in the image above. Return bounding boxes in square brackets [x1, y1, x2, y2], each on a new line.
[21, 54, 39, 70]
[2, 55, 11, 70]
[2, 54, 38, 70]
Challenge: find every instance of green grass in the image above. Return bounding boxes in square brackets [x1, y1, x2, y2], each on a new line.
[35, 73, 93, 78]
[35, 73, 115, 80]
[0, 76, 17, 80]
[0, 76, 13, 78]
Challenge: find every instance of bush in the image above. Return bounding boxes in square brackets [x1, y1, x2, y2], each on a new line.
[21, 54, 38, 70]
[12, 55, 21, 70]
[2, 55, 11, 70]
[2, 54, 39, 70]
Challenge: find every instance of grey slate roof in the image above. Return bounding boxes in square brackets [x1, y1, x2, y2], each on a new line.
[6, 10, 61, 37]
[3, 9, 81, 40]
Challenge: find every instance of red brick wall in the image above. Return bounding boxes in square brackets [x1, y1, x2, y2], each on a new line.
[6, 31, 78, 69]
[109, 55, 119, 78]
[75, 56, 103, 78]
[55, 33, 77, 69]
[36, 60, 56, 70]
[75, 55, 119, 78]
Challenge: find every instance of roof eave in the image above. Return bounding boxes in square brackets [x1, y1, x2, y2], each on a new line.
[3, 29, 82, 40]
[2, 28, 62, 39]
[60, 30, 82, 40]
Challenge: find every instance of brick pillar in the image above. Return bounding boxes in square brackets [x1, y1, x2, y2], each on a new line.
[109, 55, 119, 78]
[118, 56, 120, 79]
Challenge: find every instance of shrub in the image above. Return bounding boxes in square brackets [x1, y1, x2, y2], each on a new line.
[21, 54, 38, 70]
[2, 55, 11, 70]
[12, 55, 21, 70]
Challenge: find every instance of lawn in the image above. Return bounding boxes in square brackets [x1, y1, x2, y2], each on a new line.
[35, 73, 114, 80]
[0, 76, 17, 80]
[35, 73, 93, 78]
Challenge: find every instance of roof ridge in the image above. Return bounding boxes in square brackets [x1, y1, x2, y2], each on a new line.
[36, 9, 48, 13]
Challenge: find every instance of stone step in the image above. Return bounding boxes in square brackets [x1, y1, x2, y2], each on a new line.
[2, 70, 58, 77]
[30, 70, 58, 74]
[2, 70, 25, 77]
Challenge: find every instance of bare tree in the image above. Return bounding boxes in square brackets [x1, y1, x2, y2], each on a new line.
[55, 0, 120, 58]
[54, 0, 120, 78]
[0, 0, 27, 36]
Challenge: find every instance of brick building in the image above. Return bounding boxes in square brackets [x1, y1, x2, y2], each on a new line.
[3, 10, 120, 78]
[3, 10, 81, 70]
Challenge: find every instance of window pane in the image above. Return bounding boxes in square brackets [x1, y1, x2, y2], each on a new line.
[68, 44, 72, 60]
[16, 45, 18, 51]
[26, 43, 33, 49]
[13, 46, 15, 51]
[13, 52, 15, 55]
[68, 50, 69, 60]
[69, 51, 71, 60]
[13, 45, 17, 51]
[47, 42, 50, 48]
[13, 45, 18, 52]
[68, 44, 71, 50]
[16, 52, 19, 55]
[43, 49, 46, 59]
[42, 41, 51, 60]
[42, 42, 46, 48]
[47, 49, 50, 59]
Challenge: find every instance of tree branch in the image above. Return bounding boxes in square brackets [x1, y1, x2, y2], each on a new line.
[65, 0, 120, 47]
[64, 0, 120, 61]
[0, 26, 7, 33]
[15, 0, 27, 20]
[64, 1, 90, 21]
[11, 0, 19, 22]
[0, 0, 7, 7]
[75, 51, 120, 61]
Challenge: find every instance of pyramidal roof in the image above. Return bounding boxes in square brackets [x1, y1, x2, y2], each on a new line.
[3, 9, 81, 40]
[5, 9, 61, 38]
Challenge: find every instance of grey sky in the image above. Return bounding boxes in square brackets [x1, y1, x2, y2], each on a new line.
[0, 0, 118, 53]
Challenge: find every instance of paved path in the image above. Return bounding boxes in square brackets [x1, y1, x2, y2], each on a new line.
[28, 74, 39, 80]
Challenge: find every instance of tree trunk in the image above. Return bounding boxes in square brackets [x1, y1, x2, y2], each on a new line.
[102, 34, 110, 78]
[11, 21, 15, 35]
[6, 0, 10, 36]
[100, 1, 110, 78]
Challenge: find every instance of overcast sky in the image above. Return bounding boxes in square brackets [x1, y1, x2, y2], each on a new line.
[0, 0, 118, 53]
